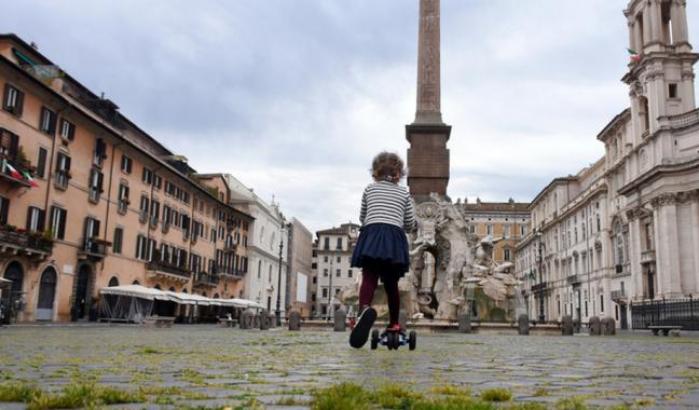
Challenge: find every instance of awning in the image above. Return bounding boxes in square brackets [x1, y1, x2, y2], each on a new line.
[100, 285, 262, 308]
[99, 284, 173, 301]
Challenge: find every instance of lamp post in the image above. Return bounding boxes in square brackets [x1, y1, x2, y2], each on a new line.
[275, 216, 286, 327]
[535, 230, 545, 323]
[327, 247, 334, 322]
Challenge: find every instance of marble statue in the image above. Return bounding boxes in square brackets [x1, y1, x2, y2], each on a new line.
[339, 195, 522, 323]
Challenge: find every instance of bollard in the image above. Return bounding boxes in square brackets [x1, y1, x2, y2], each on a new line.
[602, 317, 616, 335]
[240, 309, 254, 329]
[562, 315, 574, 336]
[259, 310, 270, 330]
[589, 316, 601, 336]
[518, 314, 530, 335]
[288, 310, 301, 331]
[458, 312, 472, 334]
[334, 308, 347, 332]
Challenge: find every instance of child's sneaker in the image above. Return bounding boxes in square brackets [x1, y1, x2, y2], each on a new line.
[349, 306, 377, 348]
[386, 323, 402, 332]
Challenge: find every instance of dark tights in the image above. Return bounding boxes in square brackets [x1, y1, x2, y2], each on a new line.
[359, 268, 400, 325]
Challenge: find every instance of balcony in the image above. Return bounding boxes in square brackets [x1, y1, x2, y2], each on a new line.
[161, 222, 170, 234]
[567, 274, 581, 286]
[53, 171, 70, 190]
[217, 265, 245, 281]
[641, 250, 656, 264]
[0, 227, 53, 261]
[146, 260, 191, 284]
[611, 289, 627, 303]
[194, 271, 220, 288]
[78, 238, 108, 260]
[138, 210, 148, 224]
[531, 282, 548, 293]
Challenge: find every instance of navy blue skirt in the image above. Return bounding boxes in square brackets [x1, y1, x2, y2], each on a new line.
[351, 223, 410, 280]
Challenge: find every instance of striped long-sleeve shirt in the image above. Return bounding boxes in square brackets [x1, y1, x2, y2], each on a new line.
[359, 181, 417, 232]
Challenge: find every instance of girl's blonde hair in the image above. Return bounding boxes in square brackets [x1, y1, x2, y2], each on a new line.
[371, 151, 406, 182]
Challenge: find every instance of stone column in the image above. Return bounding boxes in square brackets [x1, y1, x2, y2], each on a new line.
[671, 0, 689, 47]
[415, 0, 442, 124]
[629, 216, 644, 300]
[654, 197, 682, 298]
[690, 199, 699, 295]
[648, 0, 662, 45]
[634, 19, 644, 53]
[642, 6, 652, 50]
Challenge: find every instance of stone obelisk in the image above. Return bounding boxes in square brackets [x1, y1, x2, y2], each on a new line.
[406, 0, 451, 200]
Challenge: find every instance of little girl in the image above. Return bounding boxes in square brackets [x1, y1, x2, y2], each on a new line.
[349, 152, 416, 348]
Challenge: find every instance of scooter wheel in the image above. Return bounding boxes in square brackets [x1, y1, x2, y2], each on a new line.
[408, 330, 416, 351]
[390, 332, 399, 350]
[370, 329, 379, 350]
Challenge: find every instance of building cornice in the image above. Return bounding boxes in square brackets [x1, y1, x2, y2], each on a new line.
[618, 156, 699, 196]
[0, 54, 246, 217]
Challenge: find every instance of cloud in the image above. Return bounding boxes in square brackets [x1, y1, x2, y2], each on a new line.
[4, 0, 698, 234]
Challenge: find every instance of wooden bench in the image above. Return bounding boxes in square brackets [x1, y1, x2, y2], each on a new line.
[143, 315, 175, 328]
[648, 325, 682, 336]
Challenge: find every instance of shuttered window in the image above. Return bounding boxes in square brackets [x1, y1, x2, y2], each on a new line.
[2, 84, 24, 116]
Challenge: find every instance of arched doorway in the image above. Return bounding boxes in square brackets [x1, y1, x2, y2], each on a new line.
[36, 267, 57, 321]
[72, 264, 92, 321]
[108, 277, 119, 287]
[132, 280, 140, 285]
[2, 261, 24, 323]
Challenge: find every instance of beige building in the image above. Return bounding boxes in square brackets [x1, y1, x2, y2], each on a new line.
[459, 198, 530, 266]
[0, 34, 253, 322]
[286, 217, 313, 317]
[311, 223, 359, 319]
[517, 0, 699, 330]
[225, 174, 289, 317]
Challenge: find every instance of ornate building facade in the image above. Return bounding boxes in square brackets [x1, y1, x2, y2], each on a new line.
[0, 35, 257, 322]
[516, 0, 699, 329]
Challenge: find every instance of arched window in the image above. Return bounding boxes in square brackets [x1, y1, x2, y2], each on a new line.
[108, 276, 119, 287]
[257, 260, 262, 279]
[213, 293, 220, 299]
[132, 280, 140, 285]
[154, 284, 161, 290]
[268, 264, 273, 282]
[169, 287, 175, 292]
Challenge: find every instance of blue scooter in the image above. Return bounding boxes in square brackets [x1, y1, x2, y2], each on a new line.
[370, 328, 417, 350]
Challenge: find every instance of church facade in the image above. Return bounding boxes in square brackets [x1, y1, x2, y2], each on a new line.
[516, 0, 699, 329]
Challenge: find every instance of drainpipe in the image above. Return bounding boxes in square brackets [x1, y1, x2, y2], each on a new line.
[101, 140, 122, 272]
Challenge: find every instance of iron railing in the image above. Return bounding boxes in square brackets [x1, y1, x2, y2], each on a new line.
[146, 260, 191, 278]
[0, 229, 53, 253]
[631, 297, 699, 331]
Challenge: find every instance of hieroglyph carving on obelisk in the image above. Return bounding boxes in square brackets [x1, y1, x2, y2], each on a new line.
[415, 0, 442, 124]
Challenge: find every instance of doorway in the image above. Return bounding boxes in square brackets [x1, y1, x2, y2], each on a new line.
[73, 264, 92, 321]
[36, 267, 57, 321]
[2, 261, 24, 323]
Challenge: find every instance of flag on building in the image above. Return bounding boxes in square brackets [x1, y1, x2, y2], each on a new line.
[21, 170, 39, 188]
[627, 48, 641, 63]
[4, 161, 23, 180]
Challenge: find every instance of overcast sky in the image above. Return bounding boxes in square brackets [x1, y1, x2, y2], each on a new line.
[5, 1, 699, 234]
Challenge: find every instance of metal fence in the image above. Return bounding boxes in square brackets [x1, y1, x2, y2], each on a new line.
[631, 297, 699, 330]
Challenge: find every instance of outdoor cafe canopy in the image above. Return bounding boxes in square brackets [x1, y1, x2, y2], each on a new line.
[99, 284, 262, 309]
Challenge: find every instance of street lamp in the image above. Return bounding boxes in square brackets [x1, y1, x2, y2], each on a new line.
[275, 216, 287, 327]
[535, 230, 545, 323]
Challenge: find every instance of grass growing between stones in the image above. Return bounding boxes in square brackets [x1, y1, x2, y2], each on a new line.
[0, 381, 146, 409]
[311, 382, 537, 410]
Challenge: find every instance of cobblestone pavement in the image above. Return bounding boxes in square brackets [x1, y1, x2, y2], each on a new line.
[0, 325, 698, 409]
